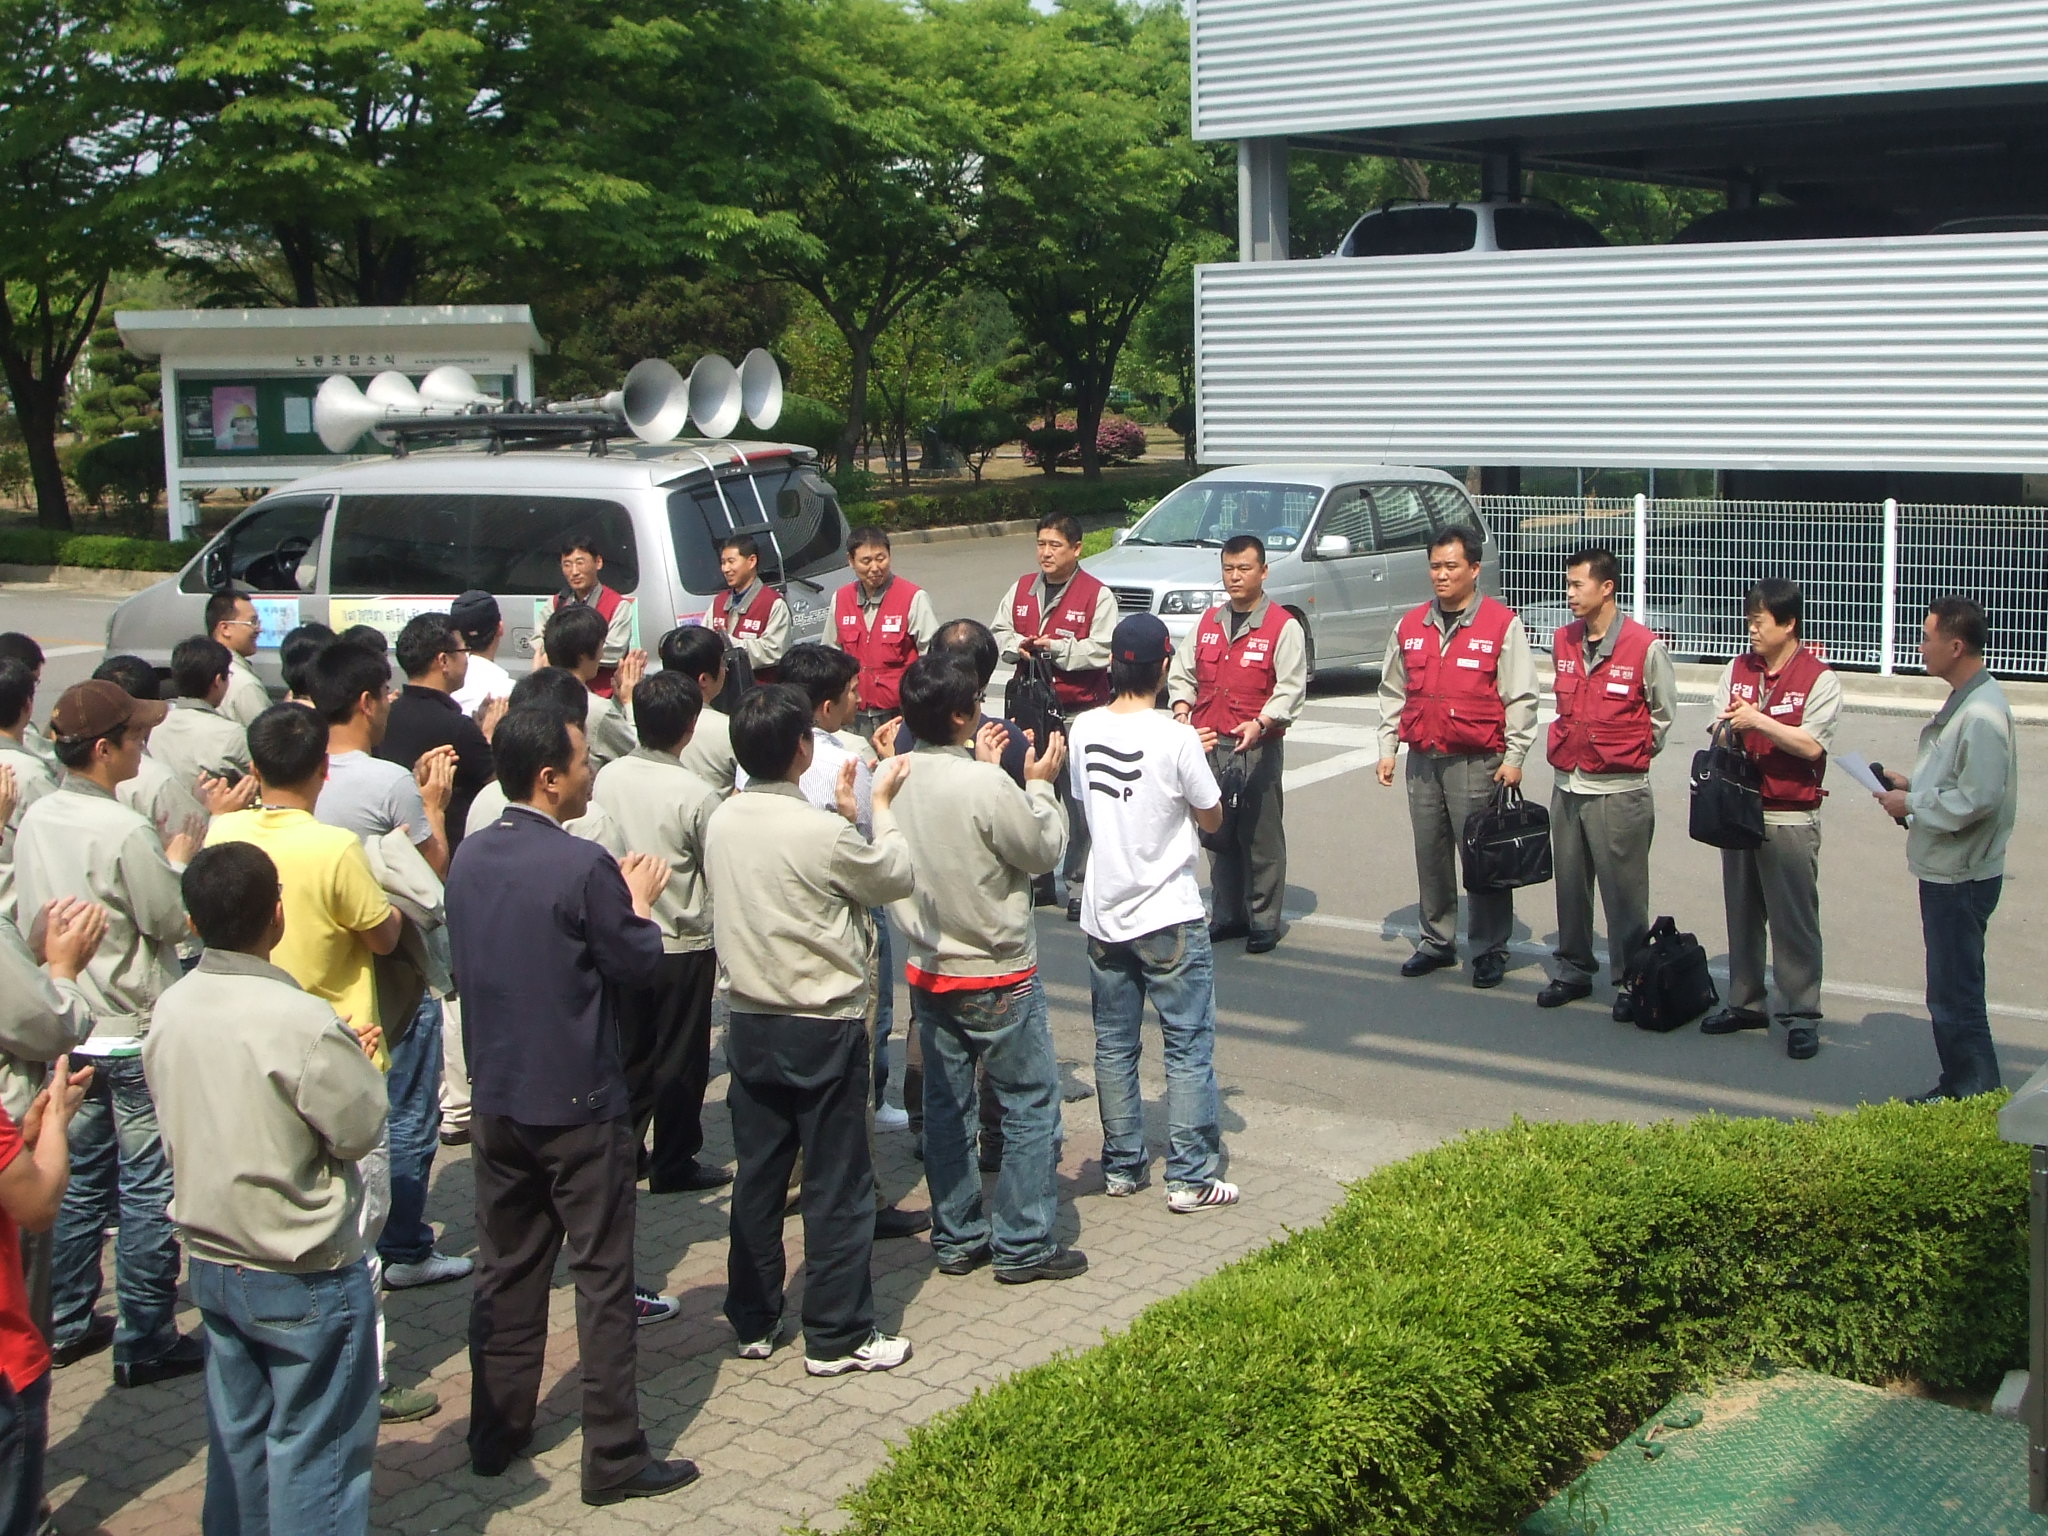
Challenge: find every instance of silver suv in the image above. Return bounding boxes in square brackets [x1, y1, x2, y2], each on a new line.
[1081, 464, 1495, 675]
[106, 439, 852, 688]
[1335, 199, 1606, 258]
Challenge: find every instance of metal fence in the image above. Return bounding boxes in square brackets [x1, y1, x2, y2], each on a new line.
[1479, 495, 2048, 678]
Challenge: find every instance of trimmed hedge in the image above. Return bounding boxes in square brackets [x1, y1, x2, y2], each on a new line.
[841, 1101, 2027, 1536]
[844, 470, 1192, 533]
[0, 528, 198, 572]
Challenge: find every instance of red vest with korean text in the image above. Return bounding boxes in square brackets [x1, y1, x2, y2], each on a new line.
[832, 578, 922, 713]
[1394, 595, 1514, 756]
[1727, 647, 1831, 809]
[1011, 570, 1110, 711]
[1191, 602, 1296, 735]
[711, 582, 782, 640]
[1548, 616, 1656, 774]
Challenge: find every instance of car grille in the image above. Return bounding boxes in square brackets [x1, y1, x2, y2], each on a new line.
[1109, 586, 1155, 615]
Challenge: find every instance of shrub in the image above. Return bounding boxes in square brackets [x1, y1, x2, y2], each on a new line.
[841, 1100, 2027, 1536]
[0, 529, 197, 571]
[842, 471, 1196, 535]
[1022, 416, 1151, 469]
[1094, 416, 1149, 464]
[1021, 427, 1076, 475]
[930, 407, 1023, 484]
[0, 529, 64, 565]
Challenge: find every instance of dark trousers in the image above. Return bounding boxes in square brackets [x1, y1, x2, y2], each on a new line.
[1206, 739, 1287, 936]
[0, 1371, 48, 1536]
[618, 949, 718, 1186]
[1921, 876, 2005, 1098]
[467, 1114, 649, 1492]
[724, 1013, 876, 1359]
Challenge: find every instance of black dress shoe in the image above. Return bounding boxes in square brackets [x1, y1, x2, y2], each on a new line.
[1700, 1007, 1769, 1035]
[1905, 1085, 1954, 1106]
[438, 1127, 470, 1148]
[582, 1459, 702, 1506]
[648, 1162, 735, 1194]
[1245, 930, 1279, 955]
[874, 1206, 932, 1240]
[1537, 979, 1593, 1009]
[51, 1313, 115, 1369]
[1208, 920, 1249, 943]
[1066, 897, 1081, 923]
[1611, 993, 1635, 1024]
[1031, 876, 1059, 909]
[978, 1138, 1004, 1174]
[1400, 950, 1456, 978]
[994, 1247, 1089, 1285]
[470, 1432, 536, 1478]
[1786, 1025, 1819, 1060]
[1472, 953, 1506, 990]
[936, 1243, 992, 1276]
[113, 1333, 205, 1389]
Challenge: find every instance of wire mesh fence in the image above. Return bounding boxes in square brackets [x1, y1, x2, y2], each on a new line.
[1479, 495, 2048, 678]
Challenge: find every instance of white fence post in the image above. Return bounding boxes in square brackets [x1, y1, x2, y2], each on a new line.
[1631, 492, 1649, 623]
[1879, 497, 1900, 675]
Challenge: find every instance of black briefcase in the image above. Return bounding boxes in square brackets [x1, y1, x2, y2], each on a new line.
[1004, 652, 1066, 754]
[1460, 781, 1553, 893]
[1689, 723, 1765, 851]
[1621, 916, 1720, 1032]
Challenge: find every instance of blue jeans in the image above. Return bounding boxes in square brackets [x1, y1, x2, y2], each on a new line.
[1921, 877, 2005, 1097]
[871, 909, 896, 1105]
[378, 997, 443, 1266]
[1087, 920, 1223, 1191]
[50, 1055, 181, 1363]
[914, 979, 1062, 1268]
[0, 1370, 49, 1536]
[191, 1257, 378, 1536]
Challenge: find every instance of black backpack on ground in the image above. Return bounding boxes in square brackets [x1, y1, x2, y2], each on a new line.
[1621, 916, 1720, 1032]
[1689, 722, 1765, 851]
[1004, 652, 1066, 757]
[1460, 782, 1553, 893]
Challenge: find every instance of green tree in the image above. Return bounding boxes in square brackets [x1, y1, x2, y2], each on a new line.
[72, 320, 162, 445]
[0, 0, 163, 529]
[963, 0, 1221, 478]
[932, 406, 1021, 483]
[719, 0, 986, 474]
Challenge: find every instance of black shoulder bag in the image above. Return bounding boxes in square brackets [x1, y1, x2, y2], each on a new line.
[1689, 720, 1765, 851]
[1460, 780, 1553, 893]
[1621, 916, 1720, 1032]
[1004, 652, 1066, 754]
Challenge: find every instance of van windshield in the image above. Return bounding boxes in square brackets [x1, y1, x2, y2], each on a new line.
[666, 463, 845, 596]
[1126, 481, 1323, 554]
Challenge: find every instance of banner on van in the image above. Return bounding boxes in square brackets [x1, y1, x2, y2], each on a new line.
[331, 596, 461, 648]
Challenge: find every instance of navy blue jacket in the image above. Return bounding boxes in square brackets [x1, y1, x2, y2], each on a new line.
[446, 804, 664, 1125]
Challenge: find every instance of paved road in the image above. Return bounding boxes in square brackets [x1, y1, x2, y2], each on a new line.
[7, 543, 2044, 1533]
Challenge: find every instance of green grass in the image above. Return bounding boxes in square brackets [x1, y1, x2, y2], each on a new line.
[839, 1100, 2027, 1536]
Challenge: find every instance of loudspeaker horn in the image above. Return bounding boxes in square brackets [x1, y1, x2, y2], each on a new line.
[620, 358, 692, 444]
[418, 365, 501, 411]
[365, 371, 421, 411]
[313, 375, 393, 454]
[739, 348, 784, 430]
[687, 354, 743, 438]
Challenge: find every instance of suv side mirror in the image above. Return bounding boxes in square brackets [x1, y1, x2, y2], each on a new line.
[201, 544, 227, 590]
[1314, 534, 1352, 559]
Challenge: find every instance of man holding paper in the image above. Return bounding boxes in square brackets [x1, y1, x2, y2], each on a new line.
[1874, 597, 2018, 1103]
[1698, 581, 1839, 1061]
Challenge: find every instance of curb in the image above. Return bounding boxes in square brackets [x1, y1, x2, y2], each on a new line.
[0, 563, 168, 593]
[884, 518, 1040, 546]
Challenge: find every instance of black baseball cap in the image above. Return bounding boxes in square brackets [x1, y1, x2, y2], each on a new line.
[450, 590, 500, 638]
[1111, 613, 1171, 666]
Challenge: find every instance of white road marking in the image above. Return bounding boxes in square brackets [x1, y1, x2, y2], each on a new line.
[1282, 910, 2048, 1024]
[1282, 749, 1383, 793]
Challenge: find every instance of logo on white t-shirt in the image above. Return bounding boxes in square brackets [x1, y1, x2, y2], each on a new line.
[1083, 741, 1143, 802]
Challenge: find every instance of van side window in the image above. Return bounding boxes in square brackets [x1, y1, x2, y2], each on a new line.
[329, 495, 638, 595]
[183, 495, 329, 594]
[1370, 486, 1435, 553]
[1419, 483, 1482, 534]
[1314, 488, 1374, 556]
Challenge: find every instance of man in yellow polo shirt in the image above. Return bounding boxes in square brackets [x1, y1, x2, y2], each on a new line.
[206, 705, 398, 1053]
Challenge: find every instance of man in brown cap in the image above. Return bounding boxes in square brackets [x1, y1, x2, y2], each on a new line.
[14, 681, 208, 1387]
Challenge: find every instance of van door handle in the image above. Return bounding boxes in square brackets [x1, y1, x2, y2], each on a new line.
[1371, 568, 1385, 580]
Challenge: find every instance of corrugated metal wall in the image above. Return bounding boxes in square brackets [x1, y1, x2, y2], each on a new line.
[1194, 235, 2048, 472]
[1191, 0, 2048, 141]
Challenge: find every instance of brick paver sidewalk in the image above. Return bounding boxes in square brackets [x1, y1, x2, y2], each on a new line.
[42, 1016, 1389, 1536]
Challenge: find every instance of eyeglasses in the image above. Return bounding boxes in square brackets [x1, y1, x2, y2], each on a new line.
[219, 618, 259, 630]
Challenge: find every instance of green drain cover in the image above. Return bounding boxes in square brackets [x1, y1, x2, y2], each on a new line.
[1523, 1370, 2042, 1535]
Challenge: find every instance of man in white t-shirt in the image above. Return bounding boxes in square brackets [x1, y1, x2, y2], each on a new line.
[449, 591, 515, 719]
[1068, 614, 1239, 1215]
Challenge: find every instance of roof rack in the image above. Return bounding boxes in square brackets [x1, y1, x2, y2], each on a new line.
[379, 411, 633, 456]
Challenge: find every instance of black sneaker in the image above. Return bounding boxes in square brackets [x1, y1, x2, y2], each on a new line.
[935, 1244, 992, 1277]
[1700, 1007, 1770, 1035]
[51, 1314, 115, 1369]
[994, 1247, 1089, 1285]
[113, 1333, 205, 1389]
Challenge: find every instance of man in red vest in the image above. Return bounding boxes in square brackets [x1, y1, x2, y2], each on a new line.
[711, 535, 792, 679]
[1374, 525, 1540, 988]
[554, 537, 636, 699]
[1167, 535, 1307, 954]
[990, 514, 1116, 921]
[1702, 580, 1839, 1060]
[827, 528, 938, 740]
[1540, 547, 1677, 1019]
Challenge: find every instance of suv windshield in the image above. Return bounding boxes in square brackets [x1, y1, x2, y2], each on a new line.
[666, 462, 844, 596]
[1127, 481, 1323, 553]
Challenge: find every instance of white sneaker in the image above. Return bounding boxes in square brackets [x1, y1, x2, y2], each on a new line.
[635, 1286, 681, 1326]
[873, 1103, 911, 1132]
[1103, 1171, 1150, 1198]
[1167, 1179, 1241, 1214]
[804, 1331, 912, 1377]
[382, 1251, 474, 1289]
[736, 1327, 782, 1361]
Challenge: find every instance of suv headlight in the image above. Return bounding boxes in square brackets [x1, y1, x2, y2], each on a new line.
[1160, 588, 1226, 615]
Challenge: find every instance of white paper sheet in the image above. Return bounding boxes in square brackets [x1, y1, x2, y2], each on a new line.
[1836, 751, 1886, 794]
